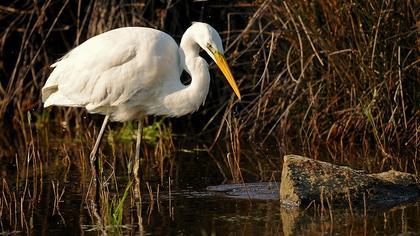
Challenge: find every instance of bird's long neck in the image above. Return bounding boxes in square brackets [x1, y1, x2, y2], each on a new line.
[160, 30, 210, 117]
[181, 31, 210, 103]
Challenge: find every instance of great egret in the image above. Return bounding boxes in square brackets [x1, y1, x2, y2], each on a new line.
[42, 22, 241, 176]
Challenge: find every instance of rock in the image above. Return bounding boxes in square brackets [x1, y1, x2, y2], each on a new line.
[280, 155, 420, 208]
[206, 182, 279, 200]
[205, 155, 419, 209]
[371, 170, 419, 186]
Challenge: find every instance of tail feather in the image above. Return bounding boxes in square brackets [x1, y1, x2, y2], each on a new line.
[41, 85, 58, 102]
[43, 89, 80, 108]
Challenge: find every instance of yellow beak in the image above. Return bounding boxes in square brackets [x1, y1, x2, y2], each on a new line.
[214, 52, 241, 100]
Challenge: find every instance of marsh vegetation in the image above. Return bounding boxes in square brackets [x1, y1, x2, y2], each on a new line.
[0, 0, 418, 234]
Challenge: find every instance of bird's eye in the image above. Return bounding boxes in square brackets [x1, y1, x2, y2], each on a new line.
[206, 43, 215, 53]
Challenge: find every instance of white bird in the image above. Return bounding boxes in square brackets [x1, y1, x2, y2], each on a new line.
[42, 22, 241, 176]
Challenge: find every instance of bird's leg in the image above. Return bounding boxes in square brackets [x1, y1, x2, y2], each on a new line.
[133, 119, 143, 200]
[135, 119, 143, 163]
[89, 114, 110, 179]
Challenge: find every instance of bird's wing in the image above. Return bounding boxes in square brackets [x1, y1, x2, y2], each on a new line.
[42, 27, 180, 111]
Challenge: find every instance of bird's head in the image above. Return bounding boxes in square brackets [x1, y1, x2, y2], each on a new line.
[190, 22, 241, 100]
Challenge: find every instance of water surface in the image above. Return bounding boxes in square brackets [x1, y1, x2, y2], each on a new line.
[1, 155, 419, 235]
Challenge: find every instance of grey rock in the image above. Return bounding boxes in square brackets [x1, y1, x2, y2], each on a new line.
[280, 155, 420, 208]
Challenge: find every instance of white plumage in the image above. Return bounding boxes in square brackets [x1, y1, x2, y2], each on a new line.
[43, 22, 240, 121]
[42, 22, 241, 173]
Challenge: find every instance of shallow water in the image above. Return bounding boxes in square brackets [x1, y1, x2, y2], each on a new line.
[1, 155, 419, 236]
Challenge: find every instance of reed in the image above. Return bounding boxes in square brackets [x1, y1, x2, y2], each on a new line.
[1, 0, 418, 169]
[216, 0, 418, 173]
[0, 2, 418, 232]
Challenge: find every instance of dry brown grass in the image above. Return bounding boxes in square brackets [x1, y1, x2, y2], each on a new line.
[0, 0, 418, 185]
[216, 0, 419, 173]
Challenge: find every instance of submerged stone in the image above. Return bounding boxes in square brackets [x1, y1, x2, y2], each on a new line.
[280, 155, 420, 208]
[207, 182, 279, 200]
